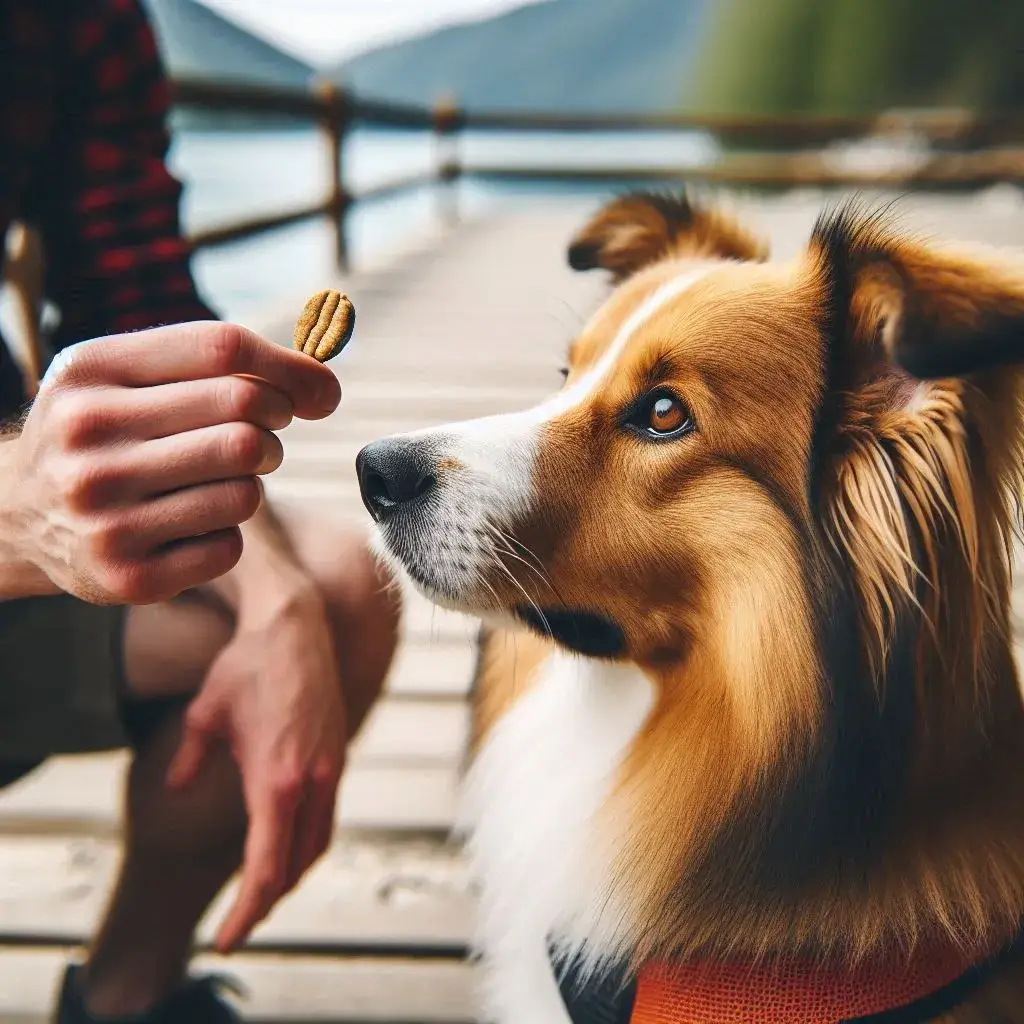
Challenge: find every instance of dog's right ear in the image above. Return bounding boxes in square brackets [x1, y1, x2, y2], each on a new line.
[567, 192, 769, 282]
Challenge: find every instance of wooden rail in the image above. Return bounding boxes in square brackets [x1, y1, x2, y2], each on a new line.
[168, 77, 1024, 271]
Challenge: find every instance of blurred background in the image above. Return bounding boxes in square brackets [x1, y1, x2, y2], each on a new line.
[1, 3, 1023, 1018]
[146, 0, 1024, 324]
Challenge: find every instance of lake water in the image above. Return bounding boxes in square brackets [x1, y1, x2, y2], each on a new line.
[169, 127, 718, 324]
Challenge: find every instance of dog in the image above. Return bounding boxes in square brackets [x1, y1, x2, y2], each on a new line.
[357, 192, 1024, 1023]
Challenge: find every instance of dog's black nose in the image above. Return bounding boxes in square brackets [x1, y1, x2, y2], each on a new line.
[356, 440, 438, 521]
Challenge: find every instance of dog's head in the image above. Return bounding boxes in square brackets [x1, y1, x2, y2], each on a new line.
[359, 191, 1024, 958]
[360, 193, 1022, 681]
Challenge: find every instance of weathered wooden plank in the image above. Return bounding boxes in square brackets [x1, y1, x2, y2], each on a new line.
[0, 755, 458, 836]
[354, 700, 468, 765]
[0, 833, 473, 952]
[400, 598, 479, 645]
[0, 948, 476, 1022]
[386, 643, 475, 698]
[293, 385, 555, 422]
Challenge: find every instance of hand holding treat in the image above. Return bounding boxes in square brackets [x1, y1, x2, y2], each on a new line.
[293, 289, 356, 362]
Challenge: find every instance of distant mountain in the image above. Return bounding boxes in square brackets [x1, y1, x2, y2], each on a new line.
[141, 0, 315, 129]
[331, 0, 710, 114]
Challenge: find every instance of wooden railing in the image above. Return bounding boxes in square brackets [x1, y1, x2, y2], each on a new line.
[170, 77, 1024, 272]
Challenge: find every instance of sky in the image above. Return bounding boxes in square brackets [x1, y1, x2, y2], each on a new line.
[199, 0, 550, 66]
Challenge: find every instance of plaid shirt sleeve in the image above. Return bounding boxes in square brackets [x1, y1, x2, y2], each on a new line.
[24, 0, 217, 349]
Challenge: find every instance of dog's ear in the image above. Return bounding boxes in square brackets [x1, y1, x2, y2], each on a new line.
[813, 205, 1024, 381]
[567, 192, 769, 282]
[810, 205, 1024, 684]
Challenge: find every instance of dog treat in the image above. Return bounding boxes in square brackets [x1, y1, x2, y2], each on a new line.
[293, 289, 355, 362]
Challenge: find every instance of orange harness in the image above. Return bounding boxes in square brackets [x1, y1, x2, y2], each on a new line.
[554, 932, 1024, 1024]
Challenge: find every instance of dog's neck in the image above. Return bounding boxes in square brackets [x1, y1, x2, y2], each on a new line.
[604, 578, 1024, 971]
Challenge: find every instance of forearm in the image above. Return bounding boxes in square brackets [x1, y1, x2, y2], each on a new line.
[0, 439, 61, 600]
[209, 494, 319, 618]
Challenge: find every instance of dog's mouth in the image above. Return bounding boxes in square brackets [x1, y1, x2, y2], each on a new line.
[515, 605, 626, 659]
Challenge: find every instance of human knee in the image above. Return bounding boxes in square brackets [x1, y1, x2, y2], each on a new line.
[277, 509, 401, 737]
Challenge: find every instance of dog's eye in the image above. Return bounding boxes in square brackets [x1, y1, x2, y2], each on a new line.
[628, 391, 694, 439]
[559, 367, 570, 382]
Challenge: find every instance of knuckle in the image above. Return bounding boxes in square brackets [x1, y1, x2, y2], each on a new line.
[220, 422, 265, 473]
[88, 515, 128, 561]
[207, 323, 245, 375]
[311, 758, 338, 788]
[60, 459, 113, 513]
[216, 376, 261, 423]
[272, 769, 304, 801]
[99, 558, 153, 604]
[185, 701, 217, 734]
[53, 394, 102, 450]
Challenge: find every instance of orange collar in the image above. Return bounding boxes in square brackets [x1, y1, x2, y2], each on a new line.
[554, 932, 1023, 1024]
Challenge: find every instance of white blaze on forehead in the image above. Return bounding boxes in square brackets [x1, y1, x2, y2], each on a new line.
[553, 260, 723, 418]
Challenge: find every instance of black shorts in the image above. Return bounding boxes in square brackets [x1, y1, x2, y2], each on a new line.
[0, 595, 184, 789]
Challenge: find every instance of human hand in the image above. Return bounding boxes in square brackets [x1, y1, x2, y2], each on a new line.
[0, 322, 340, 604]
[168, 585, 346, 952]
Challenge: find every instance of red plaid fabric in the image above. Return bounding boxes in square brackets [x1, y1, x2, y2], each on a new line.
[0, 0, 216, 412]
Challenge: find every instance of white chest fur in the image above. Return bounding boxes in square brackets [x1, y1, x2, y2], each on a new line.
[458, 652, 655, 1024]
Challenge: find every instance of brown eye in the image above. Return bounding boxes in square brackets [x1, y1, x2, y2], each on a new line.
[627, 390, 694, 439]
[649, 396, 688, 433]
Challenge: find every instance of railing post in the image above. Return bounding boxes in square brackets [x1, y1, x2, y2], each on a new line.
[433, 94, 461, 228]
[314, 78, 351, 273]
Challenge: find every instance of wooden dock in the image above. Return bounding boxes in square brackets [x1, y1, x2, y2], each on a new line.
[0, 189, 1023, 1021]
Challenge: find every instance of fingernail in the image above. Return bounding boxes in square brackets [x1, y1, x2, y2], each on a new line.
[257, 452, 282, 475]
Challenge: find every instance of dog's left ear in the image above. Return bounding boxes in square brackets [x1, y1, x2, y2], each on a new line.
[813, 206, 1024, 380]
[812, 207, 1024, 683]
[567, 191, 769, 283]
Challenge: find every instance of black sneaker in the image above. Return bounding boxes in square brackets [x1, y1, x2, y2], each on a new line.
[54, 965, 245, 1023]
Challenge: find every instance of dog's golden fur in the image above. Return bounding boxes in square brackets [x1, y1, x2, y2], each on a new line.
[471, 193, 1024, 1018]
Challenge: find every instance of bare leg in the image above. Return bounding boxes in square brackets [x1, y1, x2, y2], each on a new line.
[79, 513, 400, 1017]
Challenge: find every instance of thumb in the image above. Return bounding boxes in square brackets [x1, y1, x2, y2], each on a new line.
[166, 697, 220, 790]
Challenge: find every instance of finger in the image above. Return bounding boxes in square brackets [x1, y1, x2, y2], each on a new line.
[286, 775, 339, 894]
[111, 376, 295, 440]
[217, 791, 299, 952]
[118, 478, 263, 553]
[122, 527, 244, 604]
[88, 424, 283, 506]
[166, 700, 220, 790]
[58, 323, 341, 420]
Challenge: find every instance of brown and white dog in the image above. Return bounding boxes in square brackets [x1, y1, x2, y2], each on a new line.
[357, 193, 1024, 1023]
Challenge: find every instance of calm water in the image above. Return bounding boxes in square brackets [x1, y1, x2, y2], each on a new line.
[169, 127, 718, 324]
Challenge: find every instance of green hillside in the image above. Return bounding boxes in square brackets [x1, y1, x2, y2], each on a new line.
[691, 0, 1024, 115]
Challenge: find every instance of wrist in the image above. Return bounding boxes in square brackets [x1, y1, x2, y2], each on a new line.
[212, 519, 319, 625]
[0, 440, 58, 599]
